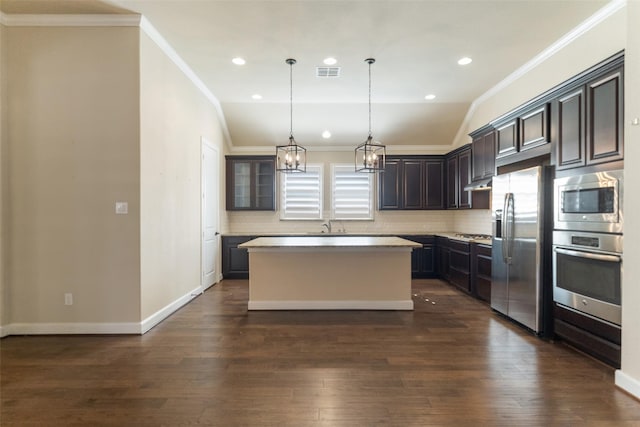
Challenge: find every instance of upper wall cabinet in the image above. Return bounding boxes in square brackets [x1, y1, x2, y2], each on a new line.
[471, 126, 495, 181]
[446, 146, 471, 210]
[495, 119, 518, 159]
[379, 156, 444, 210]
[494, 102, 551, 165]
[555, 64, 624, 171]
[225, 155, 276, 211]
[520, 104, 550, 151]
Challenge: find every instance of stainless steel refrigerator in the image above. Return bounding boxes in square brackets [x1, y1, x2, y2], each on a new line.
[492, 166, 551, 334]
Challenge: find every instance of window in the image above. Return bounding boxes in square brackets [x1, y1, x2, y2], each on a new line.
[280, 164, 323, 220]
[331, 164, 374, 220]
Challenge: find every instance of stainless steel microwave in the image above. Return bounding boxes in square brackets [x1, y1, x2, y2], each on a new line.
[554, 170, 623, 234]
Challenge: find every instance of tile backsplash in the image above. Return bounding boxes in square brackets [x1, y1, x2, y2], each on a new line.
[226, 208, 492, 235]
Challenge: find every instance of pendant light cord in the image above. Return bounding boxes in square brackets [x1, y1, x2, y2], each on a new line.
[289, 59, 294, 139]
[365, 58, 375, 139]
[368, 60, 372, 138]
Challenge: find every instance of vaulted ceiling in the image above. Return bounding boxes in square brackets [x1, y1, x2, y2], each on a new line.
[2, 0, 610, 150]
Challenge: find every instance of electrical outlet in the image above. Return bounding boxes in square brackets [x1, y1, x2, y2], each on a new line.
[64, 293, 73, 306]
[115, 202, 128, 215]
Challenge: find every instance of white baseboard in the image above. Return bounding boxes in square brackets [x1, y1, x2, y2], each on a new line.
[140, 285, 203, 334]
[0, 286, 204, 337]
[202, 274, 222, 292]
[248, 300, 414, 311]
[6, 321, 140, 335]
[615, 370, 640, 400]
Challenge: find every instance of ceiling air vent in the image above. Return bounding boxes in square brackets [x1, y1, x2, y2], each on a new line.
[316, 66, 341, 78]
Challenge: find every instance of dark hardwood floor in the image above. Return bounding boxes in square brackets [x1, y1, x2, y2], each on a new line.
[2, 279, 639, 426]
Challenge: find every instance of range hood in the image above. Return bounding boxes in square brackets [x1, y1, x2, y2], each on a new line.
[464, 177, 492, 191]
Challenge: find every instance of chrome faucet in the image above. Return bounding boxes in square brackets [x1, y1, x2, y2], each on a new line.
[322, 221, 332, 233]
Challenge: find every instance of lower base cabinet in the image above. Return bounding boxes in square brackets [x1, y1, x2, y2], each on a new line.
[472, 244, 492, 302]
[554, 303, 621, 368]
[437, 237, 491, 301]
[222, 235, 254, 279]
[402, 236, 436, 279]
[435, 236, 450, 281]
[448, 240, 471, 293]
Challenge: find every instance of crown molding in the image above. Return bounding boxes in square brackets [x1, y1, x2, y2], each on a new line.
[452, 0, 627, 145]
[1, 13, 141, 26]
[228, 144, 450, 155]
[138, 16, 233, 150]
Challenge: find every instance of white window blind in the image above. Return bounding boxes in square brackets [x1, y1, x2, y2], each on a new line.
[331, 164, 374, 220]
[280, 164, 323, 220]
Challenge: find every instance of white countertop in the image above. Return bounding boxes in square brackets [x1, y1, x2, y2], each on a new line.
[239, 236, 422, 249]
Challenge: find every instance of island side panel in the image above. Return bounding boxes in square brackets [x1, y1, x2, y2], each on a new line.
[246, 247, 413, 310]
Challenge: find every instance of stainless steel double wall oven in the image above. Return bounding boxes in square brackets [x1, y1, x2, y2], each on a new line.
[553, 170, 623, 326]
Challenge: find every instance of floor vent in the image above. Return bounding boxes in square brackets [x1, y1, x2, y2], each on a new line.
[316, 66, 341, 78]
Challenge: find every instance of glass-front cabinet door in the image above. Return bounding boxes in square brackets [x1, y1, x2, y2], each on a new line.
[255, 160, 275, 210]
[226, 156, 276, 211]
[233, 161, 251, 208]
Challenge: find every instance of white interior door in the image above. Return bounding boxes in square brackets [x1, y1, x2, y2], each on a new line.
[202, 138, 219, 289]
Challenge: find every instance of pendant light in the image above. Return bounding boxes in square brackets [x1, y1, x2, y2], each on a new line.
[276, 58, 307, 173]
[355, 58, 386, 173]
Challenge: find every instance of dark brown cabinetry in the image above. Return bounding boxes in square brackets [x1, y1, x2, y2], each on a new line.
[494, 103, 550, 165]
[446, 146, 471, 210]
[556, 64, 624, 171]
[445, 156, 458, 209]
[225, 156, 276, 211]
[520, 104, 550, 151]
[380, 158, 401, 209]
[221, 235, 254, 279]
[554, 303, 621, 368]
[555, 87, 585, 169]
[471, 127, 495, 181]
[379, 156, 444, 210]
[471, 243, 492, 303]
[471, 52, 624, 172]
[448, 240, 471, 293]
[495, 119, 519, 159]
[437, 238, 491, 301]
[435, 236, 450, 281]
[402, 235, 436, 278]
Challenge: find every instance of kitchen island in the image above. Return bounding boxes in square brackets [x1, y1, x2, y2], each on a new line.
[239, 236, 421, 310]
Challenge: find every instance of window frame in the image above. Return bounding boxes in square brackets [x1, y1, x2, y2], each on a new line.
[330, 163, 375, 221]
[279, 163, 324, 220]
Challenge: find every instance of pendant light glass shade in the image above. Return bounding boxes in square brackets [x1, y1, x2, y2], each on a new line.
[355, 58, 385, 173]
[277, 58, 306, 173]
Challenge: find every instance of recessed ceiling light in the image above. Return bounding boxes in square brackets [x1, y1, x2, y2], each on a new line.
[323, 57, 337, 65]
[424, 94, 436, 100]
[232, 57, 246, 65]
[252, 94, 262, 100]
[322, 130, 332, 139]
[458, 57, 472, 66]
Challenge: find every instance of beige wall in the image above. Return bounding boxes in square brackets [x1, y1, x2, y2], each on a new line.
[621, 0, 640, 387]
[5, 26, 141, 325]
[139, 31, 226, 320]
[0, 22, 7, 331]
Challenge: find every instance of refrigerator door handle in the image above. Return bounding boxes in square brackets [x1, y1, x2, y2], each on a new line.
[501, 193, 509, 262]
[504, 193, 514, 262]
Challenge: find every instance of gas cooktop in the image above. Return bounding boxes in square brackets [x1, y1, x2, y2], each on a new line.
[454, 233, 492, 240]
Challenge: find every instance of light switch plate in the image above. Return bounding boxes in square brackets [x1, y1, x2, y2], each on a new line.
[115, 202, 128, 214]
